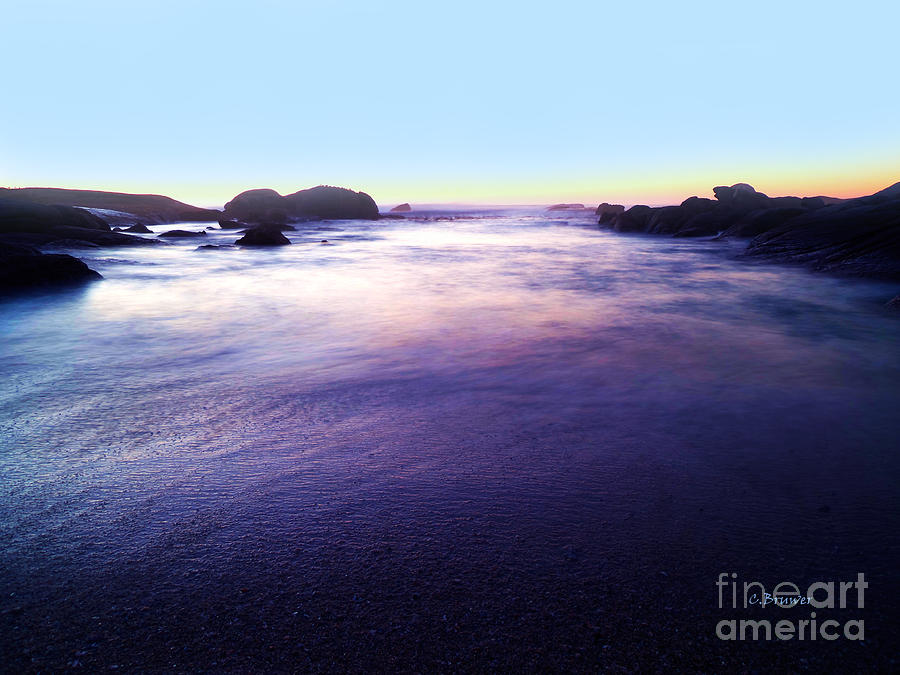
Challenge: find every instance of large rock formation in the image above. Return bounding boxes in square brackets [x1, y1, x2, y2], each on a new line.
[0, 241, 101, 292]
[597, 181, 900, 280]
[390, 203, 412, 213]
[0, 198, 109, 233]
[744, 191, 900, 279]
[223, 185, 379, 222]
[0, 188, 220, 224]
[0, 198, 154, 247]
[601, 183, 838, 239]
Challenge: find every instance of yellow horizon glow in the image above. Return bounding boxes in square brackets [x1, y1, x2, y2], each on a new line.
[4, 161, 897, 210]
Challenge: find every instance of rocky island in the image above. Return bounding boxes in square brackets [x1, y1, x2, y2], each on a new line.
[222, 185, 379, 223]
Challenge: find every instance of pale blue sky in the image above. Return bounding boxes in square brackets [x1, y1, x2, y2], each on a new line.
[1, 0, 898, 206]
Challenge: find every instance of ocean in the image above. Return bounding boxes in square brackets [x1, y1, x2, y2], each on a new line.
[1, 208, 898, 670]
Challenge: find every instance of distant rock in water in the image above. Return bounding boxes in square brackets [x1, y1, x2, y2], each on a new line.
[218, 220, 244, 229]
[595, 203, 625, 223]
[390, 203, 412, 213]
[0, 187, 220, 224]
[887, 295, 900, 310]
[235, 224, 291, 246]
[223, 185, 379, 222]
[0, 241, 101, 292]
[547, 203, 586, 211]
[158, 229, 207, 238]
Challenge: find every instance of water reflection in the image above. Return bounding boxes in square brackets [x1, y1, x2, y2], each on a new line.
[0, 208, 898, 581]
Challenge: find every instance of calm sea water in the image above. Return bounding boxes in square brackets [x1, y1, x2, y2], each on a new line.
[1, 209, 899, 670]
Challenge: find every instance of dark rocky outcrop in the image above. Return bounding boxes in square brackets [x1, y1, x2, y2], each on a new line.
[595, 203, 625, 222]
[218, 220, 245, 229]
[221, 189, 282, 222]
[601, 183, 842, 239]
[1, 198, 109, 233]
[0, 241, 101, 293]
[40, 239, 101, 249]
[597, 180, 900, 282]
[235, 224, 291, 246]
[0, 188, 220, 224]
[390, 203, 412, 213]
[1, 228, 157, 248]
[717, 207, 807, 239]
[0, 198, 157, 248]
[712, 183, 771, 211]
[158, 230, 207, 238]
[744, 194, 900, 279]
[645, 197, 718, 235]
[610, 205, 654, 233]
[223, 186, 379, 222]
[123, 223, 153, 233]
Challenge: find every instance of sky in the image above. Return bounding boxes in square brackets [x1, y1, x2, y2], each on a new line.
[1, 0, 898, 207]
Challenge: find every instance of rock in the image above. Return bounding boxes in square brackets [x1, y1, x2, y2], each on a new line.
[223, 185, 379, 222]
[158, 229, 207, 238]
[647, 198, 718, 234]
[718, 207, 806, 238]
[390, 203, 412, 212]
[713, 183, 771, 211]
[595, 203, 625, 223]
[768, 196, 804, 209]
[801, 197, 827, 211]
[673, 210, 737, 237]
[608, 205, 654, 232]
[196, 244, 231, 250]
[0, 187, 221, 224]
[887, 295, 900, 310]
[745, 196, 900, 279]
[0, 199, 155, 247]
[547, 203, 586, 211]
[218, 219, 245, 229]
[40, 239, 102, 249]
[0, 241, 101, 292]
[645, 206, 688, 234]
[123, 223, 153, 233]
[222, 189, 283, 222]
[0, 198, 110, 233]
[863, 180, 900, 204]
[235, 224, 291, 246]
[598, 179, 900, 281]
[0, 227, 155, 248]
